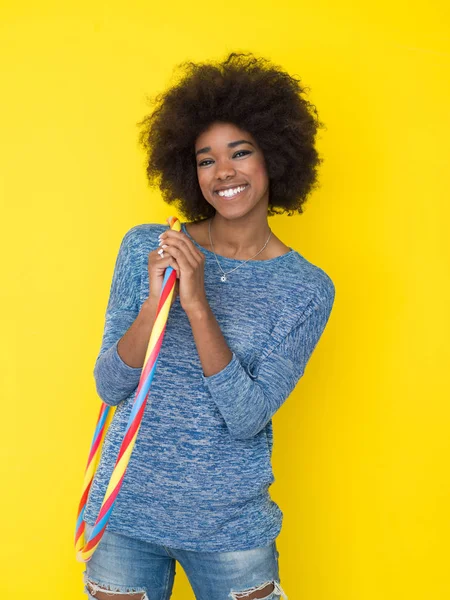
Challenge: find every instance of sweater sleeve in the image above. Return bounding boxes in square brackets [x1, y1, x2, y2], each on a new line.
[201, 291, 335, 440]
[93, 228, 143, 406]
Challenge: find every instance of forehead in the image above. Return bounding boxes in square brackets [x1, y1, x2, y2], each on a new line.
[195, 122, 256, 148]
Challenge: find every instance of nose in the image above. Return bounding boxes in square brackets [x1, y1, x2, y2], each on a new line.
[215, 159, 236, 180]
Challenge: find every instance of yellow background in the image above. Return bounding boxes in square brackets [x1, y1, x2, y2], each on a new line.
[1, 1, 449, 598]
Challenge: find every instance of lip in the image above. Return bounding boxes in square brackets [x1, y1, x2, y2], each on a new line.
[213, 183, 248, 193]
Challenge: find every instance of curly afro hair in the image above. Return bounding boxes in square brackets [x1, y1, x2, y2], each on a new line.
[137, 52, 326, 222]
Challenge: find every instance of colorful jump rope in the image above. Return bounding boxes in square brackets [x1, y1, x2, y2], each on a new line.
[75, 216, 181, 562]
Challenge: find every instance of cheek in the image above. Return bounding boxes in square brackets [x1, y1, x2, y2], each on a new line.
[252, 162, 269, 187]
[197, 171, 214, 200]
[197, 170, 209, 190]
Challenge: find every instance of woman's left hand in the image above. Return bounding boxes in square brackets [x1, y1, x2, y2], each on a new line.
[158, 229, 208, 314]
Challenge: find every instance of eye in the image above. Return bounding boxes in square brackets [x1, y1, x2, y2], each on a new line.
[197, 150, 252, 167]
[234, 150, 251, 158]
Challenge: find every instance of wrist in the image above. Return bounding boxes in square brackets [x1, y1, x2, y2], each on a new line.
[141, 297, 159, 318]
[184, 300, 210, 320]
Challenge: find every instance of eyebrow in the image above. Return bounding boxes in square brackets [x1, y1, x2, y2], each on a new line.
[195, 139, 255, 157]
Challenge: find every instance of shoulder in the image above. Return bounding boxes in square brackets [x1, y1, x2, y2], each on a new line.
[118, 223, 168, 257]
[112, 224, 168, 273]
[282, 252, 336, 313]
[272, 251, 336, 328]
[122, 223, 167, 246]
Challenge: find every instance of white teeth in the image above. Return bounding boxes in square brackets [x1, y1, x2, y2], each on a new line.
[217, 185, 247, 198]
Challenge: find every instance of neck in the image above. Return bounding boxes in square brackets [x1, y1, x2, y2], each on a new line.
[208, 213, 271, 259]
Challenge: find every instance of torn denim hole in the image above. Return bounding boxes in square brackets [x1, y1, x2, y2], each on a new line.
[83, 572, 149, 599]
[229, 579, 288, 600]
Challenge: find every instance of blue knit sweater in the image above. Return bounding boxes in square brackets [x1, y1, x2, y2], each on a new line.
[83, 221, 335, 552]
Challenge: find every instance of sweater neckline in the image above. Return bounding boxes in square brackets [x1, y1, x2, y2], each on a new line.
[181, 222, 295, 265]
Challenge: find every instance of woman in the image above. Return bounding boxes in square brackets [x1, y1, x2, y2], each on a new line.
[82, 52, 335, 600]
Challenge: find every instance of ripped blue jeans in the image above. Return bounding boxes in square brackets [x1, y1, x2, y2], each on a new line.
[82, 522, 288, 600]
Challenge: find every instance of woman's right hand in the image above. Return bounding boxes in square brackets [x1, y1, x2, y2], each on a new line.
[147, 247, 180, 307]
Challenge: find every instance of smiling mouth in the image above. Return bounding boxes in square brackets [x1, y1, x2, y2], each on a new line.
[214, 184, 249, 200]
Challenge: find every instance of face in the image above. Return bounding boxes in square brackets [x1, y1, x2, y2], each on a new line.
[194, 122, 269, 218]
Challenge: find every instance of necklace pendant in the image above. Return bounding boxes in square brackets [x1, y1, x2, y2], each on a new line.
[220, 274, 227, 282]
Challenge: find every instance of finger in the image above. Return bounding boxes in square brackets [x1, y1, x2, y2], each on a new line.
[155, 249, 180, 277]
[159, 231, 204, 265]
[159, 241, 198, 272]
